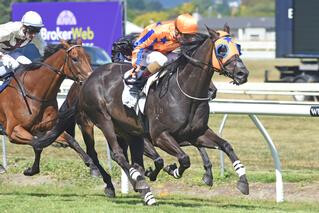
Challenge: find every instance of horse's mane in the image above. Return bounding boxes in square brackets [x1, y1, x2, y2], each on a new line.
[16, 40, 78, 73]
[163, 33, 209, 73]
[157, 33, 209, 97]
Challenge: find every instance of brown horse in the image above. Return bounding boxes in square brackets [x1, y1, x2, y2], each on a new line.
[33, 26, 249, 204]
[0, 39, 102, 180]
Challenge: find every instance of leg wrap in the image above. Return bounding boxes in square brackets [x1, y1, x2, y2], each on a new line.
[129, 167, 141, 181]
[233, 160, 246, 177]
[144, 191, 156, 205]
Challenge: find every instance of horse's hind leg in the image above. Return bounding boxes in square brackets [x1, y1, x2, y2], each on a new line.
[197, 147, 213, 186]
[143, 138, 164, 181]
[154, 131, 190, 179]
[194, 128, 249, 195]
[78, 119, 115, 197]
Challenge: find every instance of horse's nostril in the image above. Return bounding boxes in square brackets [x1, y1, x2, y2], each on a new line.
[236, 71, 245, 78]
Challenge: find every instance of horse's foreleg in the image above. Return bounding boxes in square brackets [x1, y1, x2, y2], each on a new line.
[197, 147, 213, 186]
[194, 128, 249, 195]
[96, 119, 155, 205]
[143, 138, 164, 181]
[78, 119, 115, 198]
[154, 131, 190, 179]
[9, 125, 42, 176]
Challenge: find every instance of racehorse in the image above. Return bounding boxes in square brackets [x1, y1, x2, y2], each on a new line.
[33, 25, 249, 204]
[0, 38, 109, 188]
[55, 81, 215, 186]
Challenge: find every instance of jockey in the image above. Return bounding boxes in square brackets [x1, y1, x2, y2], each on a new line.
[0, 11, 45, 80]
[128, 13, 198, 95]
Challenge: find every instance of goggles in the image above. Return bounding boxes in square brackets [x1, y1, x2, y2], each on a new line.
[216, 42, 242, 59]
[25, 26, 41, 34]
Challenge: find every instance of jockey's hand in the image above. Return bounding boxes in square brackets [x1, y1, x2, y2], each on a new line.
[2, 54, 19, 70]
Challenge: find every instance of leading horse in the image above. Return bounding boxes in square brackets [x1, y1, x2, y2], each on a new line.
[34, 26, 249, 204]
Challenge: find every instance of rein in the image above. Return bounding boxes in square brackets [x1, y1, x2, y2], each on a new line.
[13, 44, 82, 114]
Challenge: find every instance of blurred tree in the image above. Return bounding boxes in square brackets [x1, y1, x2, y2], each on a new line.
[127, 0, 146, 11]
[133, 11, 170, 27]
[239, 0, 274, 16]
[145, 1, 163, 11]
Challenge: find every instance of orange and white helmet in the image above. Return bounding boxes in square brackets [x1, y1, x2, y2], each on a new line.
[175, 14, 198, 34]
[21, 11, 44, 28]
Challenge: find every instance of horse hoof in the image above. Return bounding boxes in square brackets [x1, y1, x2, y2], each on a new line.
[90, 168, 101, 178]
[237, 179, 249, 195]
[23, 167, 39, 176]
[202, 174, 213, 187]
[0, 164, 6, 174]
[104, 187, 116, 198]
[135, 179, 149, 190]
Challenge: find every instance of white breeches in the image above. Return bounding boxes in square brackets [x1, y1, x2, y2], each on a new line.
[138, 50, 180, 67]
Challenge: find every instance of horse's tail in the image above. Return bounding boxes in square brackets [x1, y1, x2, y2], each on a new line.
[33, 100, 77, 150]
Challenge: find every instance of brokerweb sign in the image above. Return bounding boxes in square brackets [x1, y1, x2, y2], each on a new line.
[40, 10, 95, 44]
[12, 2, 123, 54]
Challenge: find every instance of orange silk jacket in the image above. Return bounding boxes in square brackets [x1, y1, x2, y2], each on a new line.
[132, 20, 180, 67]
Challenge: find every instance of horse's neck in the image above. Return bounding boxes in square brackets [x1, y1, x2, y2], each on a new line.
[25, 50, 66, 101]
[177, 39, 213, 98]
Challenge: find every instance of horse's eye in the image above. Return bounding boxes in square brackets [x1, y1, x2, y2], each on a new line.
[72, 57, 79, 63]
[216, 44, 228, 58]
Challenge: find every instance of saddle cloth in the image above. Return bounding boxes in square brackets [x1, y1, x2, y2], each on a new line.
[122, 70, 167, 115]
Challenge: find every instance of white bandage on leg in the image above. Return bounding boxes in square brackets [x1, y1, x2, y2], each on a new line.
[144, 191, 156, 205]
[129, 167, 141, 181]
[173, 168, 181, 179]
[233, 160, 246, 177]
[146, 51, 168, 67]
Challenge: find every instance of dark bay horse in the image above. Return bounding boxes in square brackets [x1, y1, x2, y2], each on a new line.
[56, 81, 215, 186]
[34, 26, 249, 204]
[0, 39, 106, 183]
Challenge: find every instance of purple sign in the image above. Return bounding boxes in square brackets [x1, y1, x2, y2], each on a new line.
[12, 2, 123, 54]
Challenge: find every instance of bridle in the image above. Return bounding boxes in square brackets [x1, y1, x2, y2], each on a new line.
[12, 44, 83, 114]
[177, 36, 239, 101]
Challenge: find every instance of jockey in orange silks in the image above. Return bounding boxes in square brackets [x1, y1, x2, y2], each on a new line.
[128, 14, 198, 95]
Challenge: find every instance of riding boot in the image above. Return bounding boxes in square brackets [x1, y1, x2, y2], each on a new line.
[129, 62, 161, 97]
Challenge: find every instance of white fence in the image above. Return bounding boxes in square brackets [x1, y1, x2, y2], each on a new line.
[211, 82, 319, 203]
[2, 82, 319, 202]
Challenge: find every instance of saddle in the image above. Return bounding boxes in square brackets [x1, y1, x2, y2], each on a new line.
[0, 72, 13, 93]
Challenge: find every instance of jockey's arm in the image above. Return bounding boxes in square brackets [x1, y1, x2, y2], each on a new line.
[0, 27, 12, 43]
[132, 30, 159, 68]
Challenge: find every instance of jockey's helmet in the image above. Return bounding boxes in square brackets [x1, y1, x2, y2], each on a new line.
[175, 14, 198, 34]
[21, 11, 44, 29]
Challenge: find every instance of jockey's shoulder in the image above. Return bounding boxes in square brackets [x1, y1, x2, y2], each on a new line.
[0, 21, 22, 32]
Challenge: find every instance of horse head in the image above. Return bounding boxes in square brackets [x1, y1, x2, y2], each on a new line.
[207, 24, 249, 85]
[60, 38, 93, 83]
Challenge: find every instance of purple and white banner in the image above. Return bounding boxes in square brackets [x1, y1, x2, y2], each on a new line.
[12, 1, 124, 54]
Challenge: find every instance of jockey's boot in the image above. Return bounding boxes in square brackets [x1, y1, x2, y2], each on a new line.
[129, 62, 161, 97]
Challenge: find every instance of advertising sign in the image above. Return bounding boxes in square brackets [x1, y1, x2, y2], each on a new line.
[12, 1, 123, 54]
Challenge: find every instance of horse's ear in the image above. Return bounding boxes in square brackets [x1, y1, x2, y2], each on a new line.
[60, 39, 70, 49]
[76, 37, 82, 45]
[205, 25, 219, 40]
[224, 23, 230, 34]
